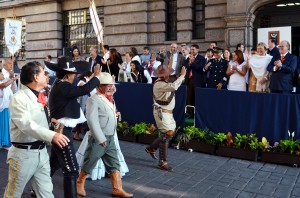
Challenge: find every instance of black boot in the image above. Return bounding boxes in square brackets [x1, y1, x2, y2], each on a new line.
[64, 175, 78, 198]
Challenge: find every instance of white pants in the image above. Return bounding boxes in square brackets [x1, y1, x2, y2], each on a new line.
[153, 109, 176, 133]
[4, 146, 54, 198]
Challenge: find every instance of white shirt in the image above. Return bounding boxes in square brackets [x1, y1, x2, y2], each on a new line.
[103, 51, 110, 63]
[150, 61, 161, 77]
[132, 55, 141, 65]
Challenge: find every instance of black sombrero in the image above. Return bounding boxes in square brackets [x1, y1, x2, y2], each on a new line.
[44, 56, 90, 74]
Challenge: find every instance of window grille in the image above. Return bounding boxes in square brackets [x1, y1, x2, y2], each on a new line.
[193, 0, 205, 39]
[63, 7, 104, 54]
[166, 0, 177, 41]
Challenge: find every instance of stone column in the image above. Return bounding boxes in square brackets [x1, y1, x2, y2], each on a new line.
[204, 0, 227, 50]
[224, 14, 255, 51]
[103, 0, 148, 54]
[25, 1, 63, 62]
[177, 0, 193, 44]
[147, 0, 166, 52]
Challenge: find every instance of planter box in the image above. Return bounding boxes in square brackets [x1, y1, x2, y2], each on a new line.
[137, 134, 157, 144]
[117, 132, 136, 142]
[217, 146, 258, 161]
[261, 152, 300, 166]
[180, 140, 216, 155]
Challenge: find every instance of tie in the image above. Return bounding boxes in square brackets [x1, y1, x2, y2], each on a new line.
[168, 54, 173, 68]
[38, 92, 47, 107]
[280, 55, 285, 62]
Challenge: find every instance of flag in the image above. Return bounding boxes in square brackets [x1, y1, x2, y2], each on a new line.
[4, 18, 22, 55]
[89, 0, 103, 43]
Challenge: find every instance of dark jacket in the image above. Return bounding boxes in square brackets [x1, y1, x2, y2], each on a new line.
[267, 47, 280, 60]
[88, 55, 105, 72]
[267, 52, 297, 92]
[164, 52, 186, 78]
[185, 54, 206, 87]
[206, 58, 228, 89]
[49, 77, 100, 119]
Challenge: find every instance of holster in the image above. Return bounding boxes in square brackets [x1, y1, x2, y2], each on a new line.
[51, 118, 64, 133]
[54, 123, 64, 133]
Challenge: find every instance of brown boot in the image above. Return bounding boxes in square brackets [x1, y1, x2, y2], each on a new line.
[111, 171, 133, 197]
[158, 161, 173, 172]
[145, 146, 158, 159]
[77, 170, 87, 197]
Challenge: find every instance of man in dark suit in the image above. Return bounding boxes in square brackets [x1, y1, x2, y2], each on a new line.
[267, 39, 280, 59]
[164, 43, 186, 82]
[185, 44, 206, 117]
[88, 46, 105, 72]
[267, 40, 297, 94]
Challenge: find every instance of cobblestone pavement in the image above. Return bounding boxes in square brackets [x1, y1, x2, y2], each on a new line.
[1, 140, 300, 198]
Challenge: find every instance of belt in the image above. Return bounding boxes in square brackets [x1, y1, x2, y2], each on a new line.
[162, 109, 173, 114]
[154, 106, 173, 114]
[13, 143, 46, 150]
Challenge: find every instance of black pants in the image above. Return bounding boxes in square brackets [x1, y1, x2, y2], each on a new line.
[186, 78, 195, 117]
[270, 89, 292, 94]
[50, 127, 78, 198]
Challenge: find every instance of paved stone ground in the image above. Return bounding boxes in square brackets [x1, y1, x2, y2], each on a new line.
[1, 140, 300, 198]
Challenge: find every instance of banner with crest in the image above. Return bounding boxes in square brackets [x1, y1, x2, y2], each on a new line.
[4, 18, 22, 55]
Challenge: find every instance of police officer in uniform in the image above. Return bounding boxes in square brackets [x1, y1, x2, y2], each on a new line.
[45, 57, 101, 198]
[204, 47, 228, 89]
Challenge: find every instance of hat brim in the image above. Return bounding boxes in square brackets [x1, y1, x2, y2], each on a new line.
[44, 61, 78, 74]
[73, 61, 91, 74]
[153, 68, 175, 77]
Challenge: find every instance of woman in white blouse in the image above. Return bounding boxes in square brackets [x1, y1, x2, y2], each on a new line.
[226, 50, 248, 91]
[130, 60, 152, 83]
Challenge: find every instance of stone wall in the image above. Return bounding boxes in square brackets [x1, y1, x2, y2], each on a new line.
[0, 0, 286, 60]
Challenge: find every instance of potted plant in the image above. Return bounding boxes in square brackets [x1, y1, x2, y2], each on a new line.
[217, 133, 259, 161]
[116, 121, 136, 142]
[136, 123, 159, 144]
[260, 131, 300, 166]
[177, 127, 216, 154]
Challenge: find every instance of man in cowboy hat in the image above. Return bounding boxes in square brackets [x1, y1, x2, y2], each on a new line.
[145, 64, 186, 171]
[45, 56, 101, 198]
[77, 72, 133, 197]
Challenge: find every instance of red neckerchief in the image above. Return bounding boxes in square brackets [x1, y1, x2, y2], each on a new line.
[97, 87, 114, 104]
[38, 92, 47, 107]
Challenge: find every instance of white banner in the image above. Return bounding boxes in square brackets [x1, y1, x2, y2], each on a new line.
[89, 0, 103, 44]
[257, 26, 292, 52]
[4, 18, 22, 55]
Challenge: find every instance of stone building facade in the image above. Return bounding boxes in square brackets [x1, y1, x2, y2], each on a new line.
[0, 0, 292, 64]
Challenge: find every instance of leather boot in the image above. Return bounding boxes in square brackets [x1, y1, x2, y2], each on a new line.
[145, 146, 158, 159]
[64, 175, 78, 198]
[77, 170, 87, 197]
[158, 137, 173, 172]
[111, 171, 133, 197]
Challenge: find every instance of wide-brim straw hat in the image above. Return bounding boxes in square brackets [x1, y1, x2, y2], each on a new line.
[44, 56, 90, 74]
[99, 72, 118, 85]
[153, 65, 174, 78]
